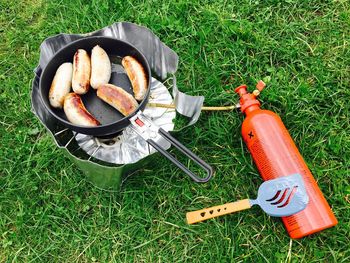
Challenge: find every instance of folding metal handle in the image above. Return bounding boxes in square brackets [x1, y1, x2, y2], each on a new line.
[147, 128, 213, 183]
[129, 112, 213, 183]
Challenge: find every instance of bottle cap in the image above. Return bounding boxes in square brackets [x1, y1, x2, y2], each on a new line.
[234, 85, 260, 113]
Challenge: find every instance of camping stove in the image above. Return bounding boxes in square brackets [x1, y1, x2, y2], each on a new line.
[31, 22, 206, 190]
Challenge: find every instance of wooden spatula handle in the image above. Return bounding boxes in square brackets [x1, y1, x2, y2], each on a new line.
[186, 199, 251, 224]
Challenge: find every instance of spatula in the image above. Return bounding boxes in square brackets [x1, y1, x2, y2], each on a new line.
[186, 173, 309, 224]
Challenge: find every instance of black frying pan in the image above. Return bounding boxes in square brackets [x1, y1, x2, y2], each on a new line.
[39, 36, 213, 183]
[40, 36, 151, 137]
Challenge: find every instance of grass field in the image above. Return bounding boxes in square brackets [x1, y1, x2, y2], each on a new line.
[1, 0, 350, 262]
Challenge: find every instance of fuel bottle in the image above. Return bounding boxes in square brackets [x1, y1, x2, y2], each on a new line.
[235, 82, 337, 238]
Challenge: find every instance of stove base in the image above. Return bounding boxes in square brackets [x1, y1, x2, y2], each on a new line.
[66, 149, 154, 191]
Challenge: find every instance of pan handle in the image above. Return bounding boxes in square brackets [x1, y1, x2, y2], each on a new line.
[129, 112, 213, 183]
[147, 128, 213, 183]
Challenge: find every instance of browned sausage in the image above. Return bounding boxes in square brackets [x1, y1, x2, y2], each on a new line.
[97, 84, 138, 116]
[63, 93, 100, 126]
[122, 56, 147, 101]
[72, 49, 91, 94]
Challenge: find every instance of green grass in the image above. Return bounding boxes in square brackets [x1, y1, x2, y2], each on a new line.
[1, 0, 350, 261]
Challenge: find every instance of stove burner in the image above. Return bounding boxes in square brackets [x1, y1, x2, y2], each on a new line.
[93, 130, 123, 140]
[96, 137, 121, 147]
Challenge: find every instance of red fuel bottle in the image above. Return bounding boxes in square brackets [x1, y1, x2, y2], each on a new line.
[235, 83, 337, 238]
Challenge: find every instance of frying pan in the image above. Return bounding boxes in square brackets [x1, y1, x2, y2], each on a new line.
[39, 36, 213, 183]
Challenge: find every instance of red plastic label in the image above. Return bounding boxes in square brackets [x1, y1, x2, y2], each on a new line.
[135, 118, 144, 127]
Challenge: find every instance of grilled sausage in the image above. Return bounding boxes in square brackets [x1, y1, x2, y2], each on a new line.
[97, 84, 138, 116]
[122, 56, 147, 101]
[49, 62, 73, 108]
[72, 49, 91, 94]
[90, 45, 111, 89]
[63, 93, 100, 126]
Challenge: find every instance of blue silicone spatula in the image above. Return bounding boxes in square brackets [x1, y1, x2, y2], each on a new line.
[186, 174, 309, 224]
